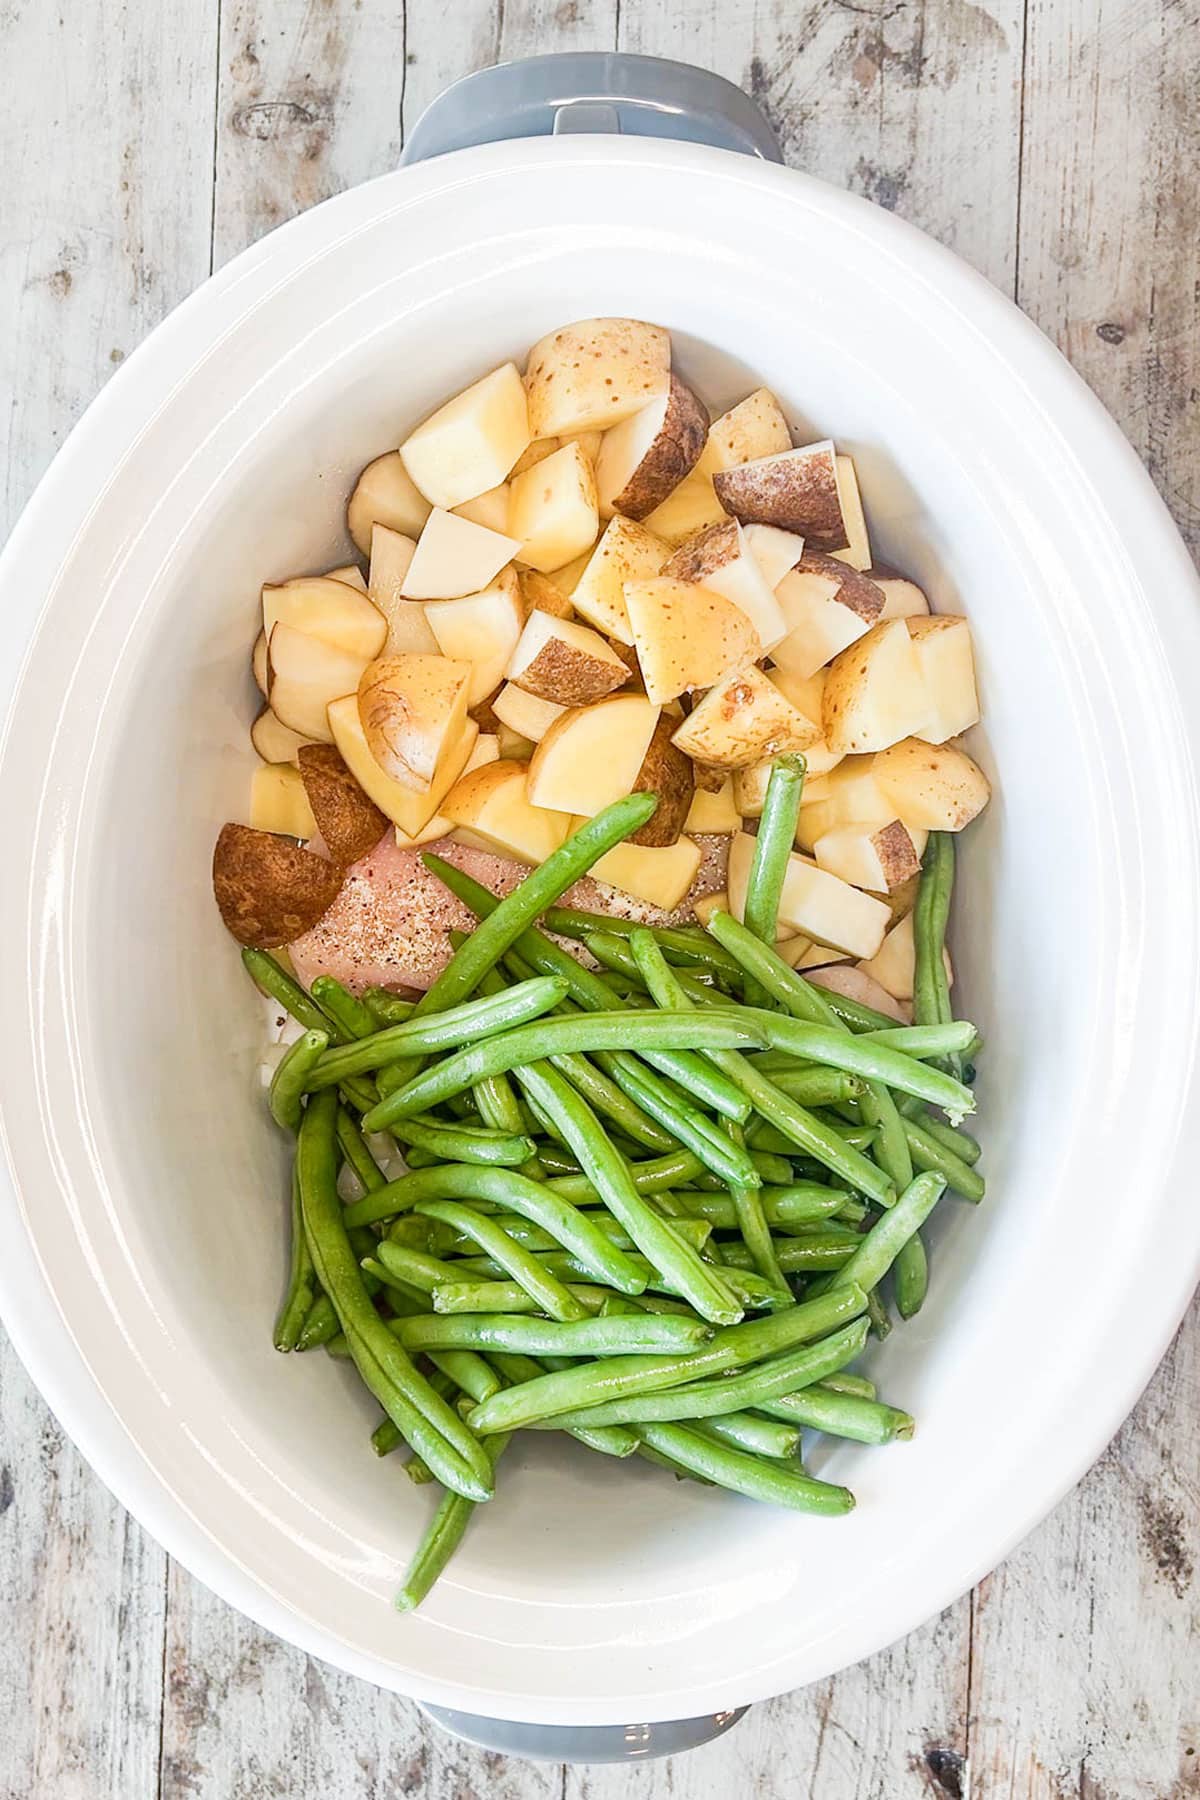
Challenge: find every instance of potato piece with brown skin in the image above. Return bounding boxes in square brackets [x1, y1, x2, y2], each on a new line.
[251, 708, 314, 766]
[713, 440, 848, 551]
[212, 824, 342, 948]
[771, 554, 885, 679]
[357, 654, 472, 791]
[695, 388, 792, 478]
[252, 632, 268, 696]
[870, 568, 930, 621]
[297, 744, 389, 867]
[627, 716, 695, 847]
[624, 577, 759, 706]
[812, 819, 926, 893]
[671, 664, 821, 771]
[822, 618, 928, 755]
[872, 736, 991, 830]
[524, 319, 670, 437]
[507, 610, 630, 706]
[595, 376, 708, 520]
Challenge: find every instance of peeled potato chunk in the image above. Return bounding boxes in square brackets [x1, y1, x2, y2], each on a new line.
[822, 618, 929, 755]
[267, 623, 373, 743]
[401, 509, 521, 602]
[424, 572, 525, 708]
[695, 388, 793, 478]
[368, 524, 436, 654]
[795, 754, 896, 849]
[325, 564, 368, 591]
[507, 609, 629, 706]
[212, 824, 342, 949]
[262, 576, 387, 662]
[525, 318, 670, 437]
[569, 515, 667, 644]
[643, 471, 728, 547]
[492, 681, 566, 743]
[771, 555, 885, 679]
[399, 362, 530, 509]
[347, 451, 432, 555]
[872, 736, 991, 831]
[692, 889, 730, 928]
[356, 653, 472, 791]
[527, 693, 662, 817]
[508, 441, 599, 574]
[744, 522, 806, 590]
[444, 760, 570, 864]
[859, 910, 953, 1003]
[671, 665, 820, 771]
[684, 778, 740, 834]
[713, 439, 849, 551]
[296, 744, 388, 866]
[453, 483, 511, 534]
[392, 732, 500, 848]
[665, 518, 787, 651]
[812, 820, 927, 893]
[907, 615, 981, 743]
[328, 694, 478, 837]
[595, 375, 708, 520]
[624, 577, 759, 706]
[627, 715, 695, 847]
[251, 708, 314, 766]
[727, 832, 890, 959]
[590, 836, 702, 910]
[252, 631, 269, 696]
[808, 963, 908, 1022]
[829, 456, 871, 570]
[249, 763, 317, 840]
[764, 667, 843, 778]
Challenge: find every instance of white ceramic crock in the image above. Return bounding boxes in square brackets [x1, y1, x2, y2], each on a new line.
[2, 53, 1199, 1745]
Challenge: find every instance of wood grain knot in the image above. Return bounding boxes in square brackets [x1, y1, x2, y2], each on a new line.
[232, 99, 331, 148]
[921, 1745, 965, 1798]
[1096, 322, 1126, 344]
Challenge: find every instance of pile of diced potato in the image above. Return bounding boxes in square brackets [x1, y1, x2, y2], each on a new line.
[244, 317, 989, 991]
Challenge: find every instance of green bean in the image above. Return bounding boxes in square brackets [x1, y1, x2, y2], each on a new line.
[913, 832, 956, 1049]
[268, 1029, 328, 1132]
[273, 1167, 316, 1351]
[433, 1279, 608, 1315]
[635, 1421, 853, 1515]
[720, 1234, 860, 1274]
[751, 1067, 865, 1107]
[335, 1107, 388, 1195]
[901, 1116, 986, 1201]
[297, 1090, 493, 1501]
[832, 1172, 947, 1296]
[859, 1022, 977, 1059]
[467, 1286, 867, 1433]
[369, 1242, 454, 1294]
[386, 1114, 536, 1168]
[394, 1431, 513, 1614]
[242, 948, 345, 1039]
[456, 1246, 780, 1313]
[545, 1047, 679, 1151]
[426, 1348, 503, 1406]
[309, 975, 379, 1041]
[590, 1055, 761, 1188]
[546, 1147, 708, 1200]
[309, 977, 569, 1088]
[706, 912, 896, 1032]
[345, 1163, 646, 1294]
[743, 755, 806, 1005]
[393, 1312, 712, 1357]
[540, 906, 744, 981]
[294, 1293, 340, 1351]
[892, 1231, 928, 1319]
[820, 1370, 877, 1400]
[761, 1386, 914, 1445]
[481, 1211, 711, 1256]
[373, 1366, 460, 1458]
[512, 1062, 745, 1326]
[672, 1185, 850, 1231]
[529, 1318, 868, 1430]
[695, 1414, 801, 1459]
[756, 1016, 974, 1120]
[897, 1096, 982, 1164]
[414, 1199, 588, 1322]
[363, 987, 418, 1026]
[489, 1351, 639, 1458]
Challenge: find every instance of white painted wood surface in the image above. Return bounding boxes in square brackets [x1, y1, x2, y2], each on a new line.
[1, 1, 1197, 1793]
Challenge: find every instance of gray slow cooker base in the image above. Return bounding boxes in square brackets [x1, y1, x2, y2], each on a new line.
[419, 1705, 751, 1764]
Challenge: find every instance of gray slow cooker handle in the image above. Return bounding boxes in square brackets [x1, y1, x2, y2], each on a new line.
[404, 49, 768, 1765]
[400, 51, 782, 164]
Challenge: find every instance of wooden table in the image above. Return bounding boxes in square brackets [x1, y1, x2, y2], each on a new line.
[2, 3, 1197, 1794]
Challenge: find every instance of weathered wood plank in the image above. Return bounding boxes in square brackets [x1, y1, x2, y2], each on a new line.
[0, 1, 215, 1794]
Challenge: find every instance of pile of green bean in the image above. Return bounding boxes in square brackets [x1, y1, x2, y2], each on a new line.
[247, 777, 983, 1612]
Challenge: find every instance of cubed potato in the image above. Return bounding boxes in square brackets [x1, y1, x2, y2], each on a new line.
[869, 568, 931, 621]
[771, 555, 885, 679]
[684, 778, 740, 834]
[665, 518, 787, 650]
[727, 833, 890, 959]
[807, 963, 908, 1022]
[325, 564, 368, 591]
[595, 375, 708, 520]
[643, 471, 728, 547]
[368, 524, 436, 653]
[671, 665, 820, 771]
[624, 577, 759, 706]
[907, 616, 981, 743]
[859, 911, 954, 1003]
[795, 756, 895, 849]
[212, 824, 342, 949]
[695, 388, 792, 478]
[812, 820, 927, 893]
[262, 576, 387, 661]
[518, 569, 575, 621]
[743, 522, 806, 589]
[326, 696, 478, 837]
[829, 456, 871, 570]
[510, 437, 560, 477]
[424, 573, 525, 708]
[252, 631, 268, 696]
[453, 483, 511, 533]
[347, 451, 432, 554]
[392, 731, 499, 848]
[569, 515, 668, 643]
[492, 681, 567, 743]
[823, 619, 929, 755]
[496, 722, 535, 760]
[356, 653, 472, 790]
[507, 609, 629, 705]
[251, 708, 314, 766]
[590, 836, 702, 909]
[627, 715, 695, 847]
[267, 623, 373, 743]
[249, 763, 318, 840]
[692, 889, 729, 927]
[526, 693, 661, 816]
[399, 362, 530, 509]
[401, 509, 521, 601]
[295, 744, 388, 866]
[524, 318, 670, 436]
[509, 441, 600, 573]
[872, 736, 991, 830]
[713, 440, 849, 552]
[563, 429, 604, 463]
[444, 760, 571, 864]
[765, 667, 844, 778]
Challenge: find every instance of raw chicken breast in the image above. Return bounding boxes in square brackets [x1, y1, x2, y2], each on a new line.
[289, 832, 729, 995]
